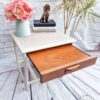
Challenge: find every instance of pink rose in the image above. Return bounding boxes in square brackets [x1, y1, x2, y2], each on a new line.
[22, 2, 33, 20]
[5, 10, 16, 21]
[23, 2, 33, 13]
[13, 3, 25, 19]
[5, 3, 14, 11]
[5, 0, 35, 21]
[21, 14, 28, 20]
[5, 3, 16, 21]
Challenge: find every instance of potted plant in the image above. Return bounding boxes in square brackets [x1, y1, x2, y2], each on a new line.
[53, 0, 100, 35]
[5, 0, 35, 37]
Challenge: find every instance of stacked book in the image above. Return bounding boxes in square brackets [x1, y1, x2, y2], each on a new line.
[33, 20, 56, 32]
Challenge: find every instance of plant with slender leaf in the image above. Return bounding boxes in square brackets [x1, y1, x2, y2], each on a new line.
[53, 0, 100, 35]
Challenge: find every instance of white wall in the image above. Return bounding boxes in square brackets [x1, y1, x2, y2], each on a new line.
[0, 1, 16, 72]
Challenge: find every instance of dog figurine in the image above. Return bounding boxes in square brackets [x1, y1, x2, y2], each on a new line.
[40, 4, 50, 23]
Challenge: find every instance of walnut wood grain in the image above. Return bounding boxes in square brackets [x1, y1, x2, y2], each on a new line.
[27, 44, 97, 83]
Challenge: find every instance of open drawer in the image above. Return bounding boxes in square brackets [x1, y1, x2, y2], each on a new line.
[27, 44, 97, 83]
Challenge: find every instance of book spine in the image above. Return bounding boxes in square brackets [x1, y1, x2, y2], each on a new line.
[33, 27, 56, 32]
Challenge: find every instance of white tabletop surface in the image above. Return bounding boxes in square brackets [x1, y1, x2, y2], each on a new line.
[11, 31, 76, 53]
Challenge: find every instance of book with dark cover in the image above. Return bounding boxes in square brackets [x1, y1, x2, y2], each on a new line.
[34, 20, 56, 27]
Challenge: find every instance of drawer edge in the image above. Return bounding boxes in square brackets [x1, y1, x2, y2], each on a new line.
[40, 56, 97, 83]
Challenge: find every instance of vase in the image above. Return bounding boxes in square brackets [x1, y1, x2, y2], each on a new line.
[16, 20, 31, 37]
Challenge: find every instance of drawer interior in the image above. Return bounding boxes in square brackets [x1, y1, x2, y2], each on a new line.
[27, 44, 97, 83]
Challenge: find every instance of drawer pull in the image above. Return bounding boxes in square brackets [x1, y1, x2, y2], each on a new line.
[66, 65, 80, 71]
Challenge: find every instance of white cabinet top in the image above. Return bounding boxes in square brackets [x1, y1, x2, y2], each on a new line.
[11, 31, 76, 53]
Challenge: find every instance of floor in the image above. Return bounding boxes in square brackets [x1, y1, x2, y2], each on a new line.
[0, 56, 100, 100]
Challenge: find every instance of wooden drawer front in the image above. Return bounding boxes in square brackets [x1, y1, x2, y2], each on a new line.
[65, 57, 97, 73]
[41, 57, 96, 83]
[27, 44, 97, 83]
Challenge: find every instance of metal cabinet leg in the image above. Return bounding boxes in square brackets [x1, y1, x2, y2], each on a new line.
[13, 40, 24, 80]
[13, 40, 40, 90]
[23, 54, 29, 90]
[13, 40, 29, 90]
